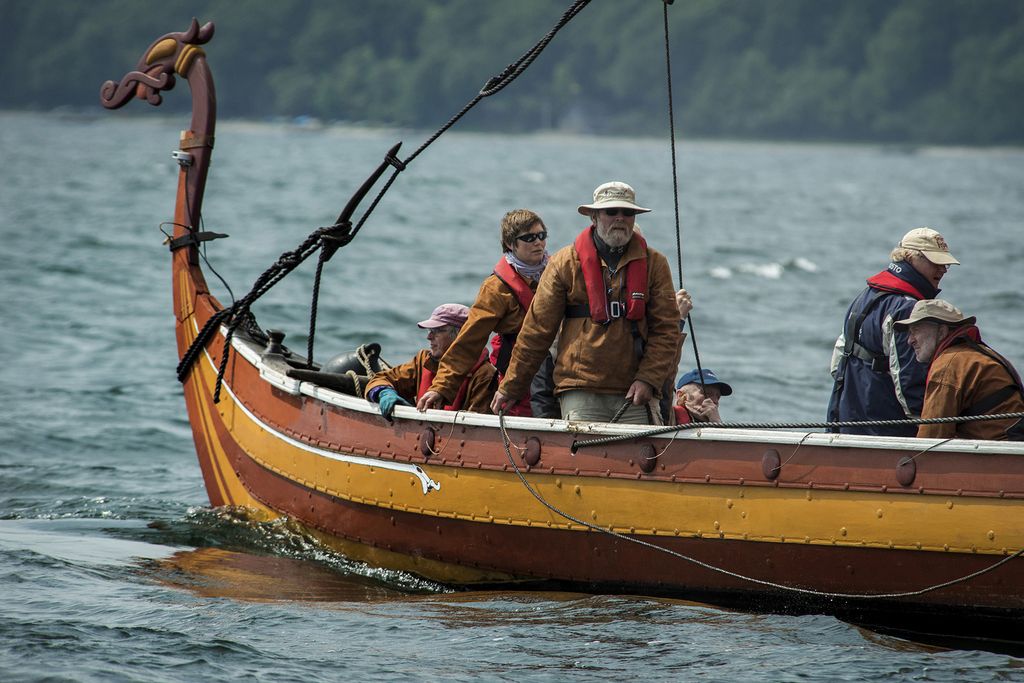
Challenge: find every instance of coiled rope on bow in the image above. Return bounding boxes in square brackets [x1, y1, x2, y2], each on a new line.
[176, 222, 351, 401]
[496, 409, 1024, 600]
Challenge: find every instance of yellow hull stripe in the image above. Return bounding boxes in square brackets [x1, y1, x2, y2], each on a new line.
[176, 272, 273, 516]
[173, 273, 1021, 559]
[211, 362, 1022, 556]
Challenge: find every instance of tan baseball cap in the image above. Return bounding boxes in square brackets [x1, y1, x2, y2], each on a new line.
[899, 227, 960, 265]
[893, 298, 976, 331]
[577, 181, 651, 216]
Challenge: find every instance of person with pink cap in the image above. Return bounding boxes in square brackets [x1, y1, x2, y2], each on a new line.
[364, 304, 496, 420]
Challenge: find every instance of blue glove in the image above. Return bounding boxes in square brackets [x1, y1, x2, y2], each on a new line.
[377, 388, 411, 420]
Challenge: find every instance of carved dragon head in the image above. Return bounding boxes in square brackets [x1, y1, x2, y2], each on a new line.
[100, 18, 215, 110]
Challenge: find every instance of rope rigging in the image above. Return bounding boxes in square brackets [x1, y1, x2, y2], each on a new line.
[175, 0, 594, 400]
[661, 1, 707, 393]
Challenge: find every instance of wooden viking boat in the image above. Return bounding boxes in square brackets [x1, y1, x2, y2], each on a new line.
[100, 18, 1024, 649]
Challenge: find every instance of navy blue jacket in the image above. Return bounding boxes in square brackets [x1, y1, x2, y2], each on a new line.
[827, 261, 938, 436]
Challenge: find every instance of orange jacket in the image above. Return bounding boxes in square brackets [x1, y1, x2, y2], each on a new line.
[428, 272, 535, 406]
[917, 341, 1024, 440]
[364, 349, 496, 414]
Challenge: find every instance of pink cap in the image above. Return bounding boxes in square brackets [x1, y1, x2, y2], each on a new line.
[417, 303, 469, 329]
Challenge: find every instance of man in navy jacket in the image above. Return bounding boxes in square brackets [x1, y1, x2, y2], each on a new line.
[827, 228, 960, 436]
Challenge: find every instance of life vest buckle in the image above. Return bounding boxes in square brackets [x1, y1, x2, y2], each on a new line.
[609, 300, 624, 319]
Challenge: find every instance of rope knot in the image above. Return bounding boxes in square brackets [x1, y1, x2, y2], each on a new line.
[277, 252, 301, 268]
[319, 221, 353, 248]
[384, 152, 407, 172]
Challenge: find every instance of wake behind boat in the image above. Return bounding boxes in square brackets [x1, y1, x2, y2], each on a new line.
[99, 10, 1024, 651]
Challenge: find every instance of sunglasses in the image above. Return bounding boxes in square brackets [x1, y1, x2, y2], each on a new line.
[601, 208, 638, 217]
[515, 230, 548, 243]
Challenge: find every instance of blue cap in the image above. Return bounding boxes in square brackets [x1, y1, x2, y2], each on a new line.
[675, 368, 733, 395]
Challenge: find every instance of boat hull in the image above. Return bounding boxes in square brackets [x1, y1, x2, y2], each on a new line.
[170, 252, 1024, 642]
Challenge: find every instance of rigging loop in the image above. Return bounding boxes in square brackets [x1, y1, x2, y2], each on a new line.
[384, 151, 407, 172]
[166, 230, 227, 252]
[317, 220, 353, 262]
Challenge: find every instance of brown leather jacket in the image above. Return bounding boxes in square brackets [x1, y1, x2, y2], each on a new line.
[429, 273, 535, 405]
[917, 341, 1024, 440]
[364, 349, 495, 414]
[499, 234, 679, 400]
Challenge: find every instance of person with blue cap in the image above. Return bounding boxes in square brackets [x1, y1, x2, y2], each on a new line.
[672, 368, 733, 424]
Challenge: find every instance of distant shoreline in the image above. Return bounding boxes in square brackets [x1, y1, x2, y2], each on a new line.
[5, 108, 1023, 154]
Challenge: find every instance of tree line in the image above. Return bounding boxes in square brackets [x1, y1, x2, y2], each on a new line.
[3, 0, 1022, 144]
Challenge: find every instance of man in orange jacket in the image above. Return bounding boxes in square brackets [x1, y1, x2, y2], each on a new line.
[491, 181, 679, 424]
[895, 299, 1024, 440]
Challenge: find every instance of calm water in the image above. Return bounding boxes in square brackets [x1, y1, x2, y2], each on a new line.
[1, 110, 1023, 681]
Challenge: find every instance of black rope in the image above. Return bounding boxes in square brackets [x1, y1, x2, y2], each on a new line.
[609, 399, 632, 424]
[349, 0, 592, 242]
[664, 4, 683, 289]
[496, 410, 1024, 600]
[661, 2, 706, 393]
[306, 248, 329, 369]
[177, 223, 342, 396]
[571, 411, 1024, 451]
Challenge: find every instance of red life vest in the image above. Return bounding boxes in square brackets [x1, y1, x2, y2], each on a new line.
[573, 226, 648, 322]
[488, 257, 537, 417]
[417, 350, 490, 411]
[672, 405, 692, 425]
[493, 257, 535, 311]
[930, 324, 982, 366]
[865, 269, 927, 299]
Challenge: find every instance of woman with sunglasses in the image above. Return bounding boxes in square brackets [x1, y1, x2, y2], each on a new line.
[416, 209, 549, 416]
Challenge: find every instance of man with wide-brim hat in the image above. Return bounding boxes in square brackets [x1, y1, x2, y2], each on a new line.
[827, 227, 961, 436]
[491, 181, 679, 425]
[892, 299, 1024, 440]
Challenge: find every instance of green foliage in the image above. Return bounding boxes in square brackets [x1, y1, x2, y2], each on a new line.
[2, 0, 1022, 144]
